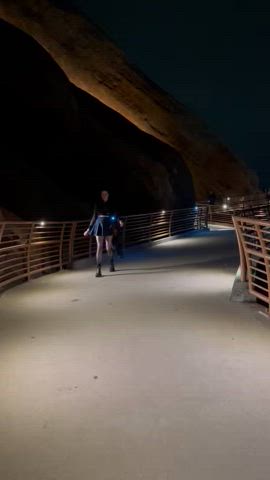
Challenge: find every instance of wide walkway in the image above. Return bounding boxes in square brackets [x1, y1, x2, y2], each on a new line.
[1, 227, 270, 480]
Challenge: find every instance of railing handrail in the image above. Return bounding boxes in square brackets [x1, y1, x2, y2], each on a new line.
[232, 215, 270, 227]
[125, 206, 200, 218]
[0, 206, 202, 225]
[0, 220, 79, 225]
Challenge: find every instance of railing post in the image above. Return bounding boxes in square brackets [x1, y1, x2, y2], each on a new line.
[169, 210, 174, 236]
[0, 223, 5, 243]
[68, 222, 76, 268]
[232, 217, 247, 282]
[27, 223, 35, 281]
[59, 224, 65, 270]
[205, 206, 209, 229]
[196, 208, 201, 230]
[122, 216, 127, 251]
[148, 214, 153, 242]
[208, 204, 213, 223]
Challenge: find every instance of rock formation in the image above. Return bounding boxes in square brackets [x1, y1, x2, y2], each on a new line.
[0, 0, 256, 220]
[0, 0, 258, 216]
[0, 19, 194, 218]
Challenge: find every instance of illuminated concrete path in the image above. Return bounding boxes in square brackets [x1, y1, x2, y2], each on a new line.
[1, 227, 270, 480]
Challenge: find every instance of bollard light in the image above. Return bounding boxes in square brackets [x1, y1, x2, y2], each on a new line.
[222, 204, 228, 210]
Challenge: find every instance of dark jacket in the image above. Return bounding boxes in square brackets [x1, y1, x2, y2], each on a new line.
[89, 199, 116, 227]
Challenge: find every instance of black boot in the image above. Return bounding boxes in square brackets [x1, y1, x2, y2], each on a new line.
[109, 258, 115, 272]
[95, 264, 102, 277]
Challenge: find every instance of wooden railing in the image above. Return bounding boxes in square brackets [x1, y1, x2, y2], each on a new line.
[233, 216, 270, 313]
[0, 206, 208, 289]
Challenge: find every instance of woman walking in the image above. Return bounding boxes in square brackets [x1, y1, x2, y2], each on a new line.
[84, 190, 122, 277]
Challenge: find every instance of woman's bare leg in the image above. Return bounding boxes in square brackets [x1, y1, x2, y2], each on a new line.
[96, 236, 104, 265]
[105, 236, 115, 271]
[105, 235, 113, 257]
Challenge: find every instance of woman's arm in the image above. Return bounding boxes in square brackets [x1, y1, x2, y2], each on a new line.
[89, 204, 97, 227]
[84, 204, 96, 237]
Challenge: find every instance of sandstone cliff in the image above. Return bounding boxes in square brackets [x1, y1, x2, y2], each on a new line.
[0, 0, 258, 204]
[0, 19, 194, 218]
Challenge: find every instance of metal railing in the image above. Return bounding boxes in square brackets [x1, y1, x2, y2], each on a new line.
[205, 200, 270, 226]
[0, 206, 208, 289]
[233, 216, 270, 313]
[222, 191, 268, 207]
[123, 207, 207, 246]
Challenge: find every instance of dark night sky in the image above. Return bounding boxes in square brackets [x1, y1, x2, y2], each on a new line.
[56, 0, 270, 188]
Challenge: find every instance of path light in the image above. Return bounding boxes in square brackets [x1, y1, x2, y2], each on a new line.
[227, 197, 231, 201]
[223, 204, 228, 210]
[161, 210, 166, 214]
[39, 221, 45, 226]
[194, 205, 199, 211]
